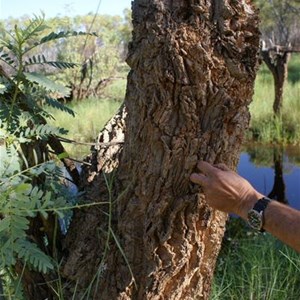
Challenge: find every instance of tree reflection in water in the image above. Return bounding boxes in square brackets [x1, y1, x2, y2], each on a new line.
[238, 144, 300, 210]
[268, 147, 288, 204]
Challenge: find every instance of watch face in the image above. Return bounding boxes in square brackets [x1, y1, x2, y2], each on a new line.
[248, 209, 263, 230]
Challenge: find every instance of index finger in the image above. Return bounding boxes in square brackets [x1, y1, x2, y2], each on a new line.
[197, 161, 218, 176]
[190, 173, 208, 187]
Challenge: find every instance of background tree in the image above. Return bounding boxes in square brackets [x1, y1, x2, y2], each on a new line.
[61, 0, 260, 299]
[119, 8, 133, 60]
[254, 0, 300, 115]
[54, 14, 126, 100]
[0, 13, 130, 101]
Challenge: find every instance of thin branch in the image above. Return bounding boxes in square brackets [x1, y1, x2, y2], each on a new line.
[57, 136, 124, 147]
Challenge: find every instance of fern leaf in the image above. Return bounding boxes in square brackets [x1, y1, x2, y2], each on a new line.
[22, 123, 68, 139]
[24, 72, 71, 96]
[24, 55, 78, 69]
[19, 15, 49, 45]
[0, 50, 17, 69]
[0, 83, 7, 94]
[38, 31, 97, 45]
[45, 61, 78, 69]
[15, 239, 54, 273]
[0, 217, 10, 233]
[44, 97, 75, 117]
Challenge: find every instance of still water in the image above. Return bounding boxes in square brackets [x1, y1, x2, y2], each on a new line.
[238, 145, 300, 210]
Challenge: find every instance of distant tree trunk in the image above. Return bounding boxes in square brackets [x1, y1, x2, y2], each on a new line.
[62, 1, 260, 299]
[261, 50, 290, 115]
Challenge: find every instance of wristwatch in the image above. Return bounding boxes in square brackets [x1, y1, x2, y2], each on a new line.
[247, 197, 271, 232]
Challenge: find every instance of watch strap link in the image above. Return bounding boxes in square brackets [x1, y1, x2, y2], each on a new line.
[253, 197, 271, 214]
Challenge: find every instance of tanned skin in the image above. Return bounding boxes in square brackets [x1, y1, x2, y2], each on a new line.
[190, 161, 300, 253]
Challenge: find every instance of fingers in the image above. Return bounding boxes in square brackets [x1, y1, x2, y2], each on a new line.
[191, 161, 229, 187]
[190, 173, 208, 186]
[196, 161, 218, 175]
[214, 163, 231, 171]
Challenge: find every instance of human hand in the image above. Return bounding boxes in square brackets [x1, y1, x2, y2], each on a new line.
[190, 161, 264, 219]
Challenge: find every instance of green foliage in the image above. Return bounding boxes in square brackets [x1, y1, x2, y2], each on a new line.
[0, 11, 132, 101]
[45, 13, 130, 100]
[24, 72, 71, 96]
[39, 30, 97, 45]
[0, 134, 69, 274]
[0, 15, 129, 297]
[0, 15, 80, 133]
[25, 55, 78, 70]
[44, 96, 75, 117]
[0, 15, 87, 295]
[21, 123, 68, 140]
[254, 0, 300, 45]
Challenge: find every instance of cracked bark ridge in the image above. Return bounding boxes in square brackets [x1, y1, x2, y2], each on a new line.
[63, 0, 260, 299]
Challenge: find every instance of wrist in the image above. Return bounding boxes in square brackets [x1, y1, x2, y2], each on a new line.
[238, 190, 264, 220]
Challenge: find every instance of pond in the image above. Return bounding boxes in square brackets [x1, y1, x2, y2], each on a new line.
[238, 145, 300, 210]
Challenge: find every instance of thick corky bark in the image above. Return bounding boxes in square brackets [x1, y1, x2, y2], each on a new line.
[63, 1, 260, 299]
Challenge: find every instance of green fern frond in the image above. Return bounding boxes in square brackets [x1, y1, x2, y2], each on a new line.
[0, 237, 54, 273]
[0, 83, 7, 94]
[44, 97, 75, 117]
[43, 61, 78, 69]
[17, 14, 49, 45]
[22, 123, 68, 140]
[0, 49, 17, 69]
[15, 239, 54, 273]
[0, 101, 22, 131]
[0, 36, 15, 52]
[0, 76, 11, 94]
[24, 55, 78, 69]
[0, 15, 86, 282]
[24, 72, 71, 96]
[25, 54, 47, 64]
[38, 30, 97, 45]
[0, 145, 67, 273]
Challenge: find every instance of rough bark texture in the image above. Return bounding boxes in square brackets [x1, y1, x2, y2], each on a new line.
[63, 1, 260, 299]
[261, 50, 290, 115]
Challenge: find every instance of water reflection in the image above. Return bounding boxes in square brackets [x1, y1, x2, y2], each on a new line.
[267, 147, 287, 204]
[238, 145, 300, 210]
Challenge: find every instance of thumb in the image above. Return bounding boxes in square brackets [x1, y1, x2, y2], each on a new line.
[190, 173, 208, 187]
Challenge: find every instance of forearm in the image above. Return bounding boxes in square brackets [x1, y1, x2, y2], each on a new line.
[240, 197, 300, 253]
[263, 201, 300, 253]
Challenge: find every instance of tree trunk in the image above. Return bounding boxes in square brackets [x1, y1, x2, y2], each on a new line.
[62, 1, 260, 299]
[261, 50, 291, 115]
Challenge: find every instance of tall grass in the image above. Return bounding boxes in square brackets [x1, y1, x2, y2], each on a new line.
[211, 218, 300, 300]
[248, 54, 300, 144]
[48, 78, 125, 158]
[49, 98, 122, 158]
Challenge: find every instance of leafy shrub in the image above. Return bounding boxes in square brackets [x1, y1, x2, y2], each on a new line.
[0, 14, 89, 296]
